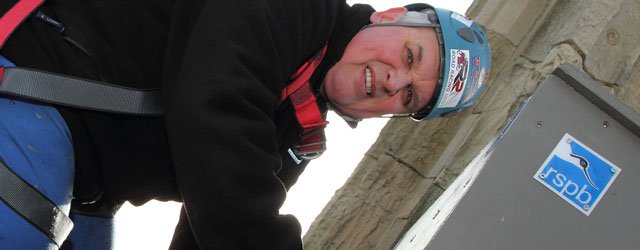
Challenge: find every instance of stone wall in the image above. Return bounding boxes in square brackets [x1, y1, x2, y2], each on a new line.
[304, 0, 640, 249]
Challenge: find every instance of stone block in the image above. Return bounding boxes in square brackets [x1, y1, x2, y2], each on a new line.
[584, 0, 640, 84]
[617, 56, 640, 113]
[469, 0, 555, 45]
[525, 0, 624, 62]
[304, 153, 437, 249]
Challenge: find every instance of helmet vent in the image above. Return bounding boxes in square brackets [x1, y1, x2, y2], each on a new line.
[457, 27, 476, 43]
[474, 30, 485, 44]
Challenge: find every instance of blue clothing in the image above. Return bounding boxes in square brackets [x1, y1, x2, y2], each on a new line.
[0, 56, 74, 249]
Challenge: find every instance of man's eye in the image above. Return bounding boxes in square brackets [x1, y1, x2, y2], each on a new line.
[404, 88, 413, 106]
[407, 48, 414, 66]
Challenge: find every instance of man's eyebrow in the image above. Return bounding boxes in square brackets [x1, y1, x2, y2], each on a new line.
[410, 45, 425, 112]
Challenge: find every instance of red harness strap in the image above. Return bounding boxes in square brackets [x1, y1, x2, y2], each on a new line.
[281, 46, 328, 161]
[0, 0, 45, 48]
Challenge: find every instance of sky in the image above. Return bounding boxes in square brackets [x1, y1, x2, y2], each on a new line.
[113, 1, 472, 249]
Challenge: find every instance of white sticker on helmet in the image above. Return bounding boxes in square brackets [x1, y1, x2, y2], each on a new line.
[439, 49, 470, 108]
[451, 12, 473, 27]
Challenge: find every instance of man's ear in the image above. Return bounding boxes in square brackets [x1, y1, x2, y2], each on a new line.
[369, 7, 408, 24]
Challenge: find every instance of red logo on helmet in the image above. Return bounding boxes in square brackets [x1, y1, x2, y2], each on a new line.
[452, 52, 469, 92]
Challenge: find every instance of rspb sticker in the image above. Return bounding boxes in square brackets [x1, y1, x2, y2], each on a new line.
[439, 49, 470, 108]
[534, 133, 621, 216]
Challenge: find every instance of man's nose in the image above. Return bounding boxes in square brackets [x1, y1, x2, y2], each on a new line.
[383, 70, 411, 96]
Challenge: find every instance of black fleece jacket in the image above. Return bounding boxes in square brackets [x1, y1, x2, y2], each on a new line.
[1, 0, 374, 248]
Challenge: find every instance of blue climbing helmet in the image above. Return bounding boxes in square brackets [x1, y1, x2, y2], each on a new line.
[408, 3, 491, 120]
[365, 3, 491, 121]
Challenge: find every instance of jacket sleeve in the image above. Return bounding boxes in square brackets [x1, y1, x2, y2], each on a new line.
[161, 0, 340, 248]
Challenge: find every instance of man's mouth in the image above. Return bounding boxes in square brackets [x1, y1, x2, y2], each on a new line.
[365, 67, 372, 96]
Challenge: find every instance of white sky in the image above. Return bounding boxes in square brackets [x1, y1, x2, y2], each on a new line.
[114, 1, 472, 249]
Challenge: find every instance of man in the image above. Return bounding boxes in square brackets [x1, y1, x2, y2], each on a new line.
[325, 6, 442, 120]
[0, 0, 489, 249]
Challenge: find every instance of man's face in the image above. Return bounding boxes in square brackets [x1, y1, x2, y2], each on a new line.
[323, 8, 441, 119]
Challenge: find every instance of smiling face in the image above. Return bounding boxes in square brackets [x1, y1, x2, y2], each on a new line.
[323, 7, 441, 119]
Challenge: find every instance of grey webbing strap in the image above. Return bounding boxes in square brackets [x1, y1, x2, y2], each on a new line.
[0, 67, 163, 116]
[0, 157, 73, 246]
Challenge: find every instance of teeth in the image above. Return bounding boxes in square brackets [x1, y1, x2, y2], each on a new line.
[365, 67, 372, 96]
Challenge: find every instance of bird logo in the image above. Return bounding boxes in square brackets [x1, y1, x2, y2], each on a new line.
[568, 153, 599, 190]
[554, 138, 600, 190]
